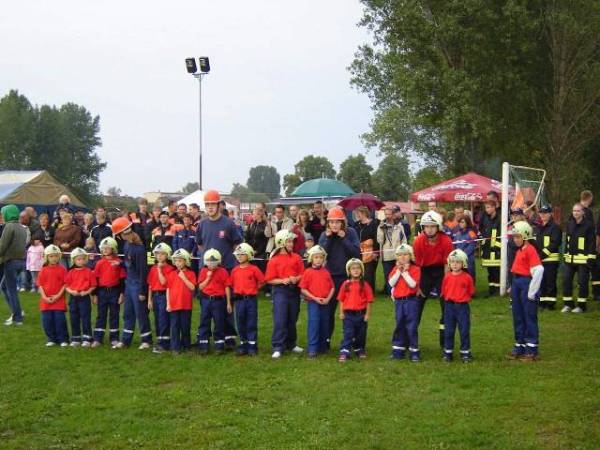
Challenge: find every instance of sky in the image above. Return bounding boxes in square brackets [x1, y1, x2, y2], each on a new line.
[0, 0, 379, 197]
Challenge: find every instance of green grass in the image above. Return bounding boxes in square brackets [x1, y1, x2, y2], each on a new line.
[1, 266, 600, 449]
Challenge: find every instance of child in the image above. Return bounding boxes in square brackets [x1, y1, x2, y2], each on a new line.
[299, 245, 334, 358]
[65, 247, 97, 347]
[166, 248, 197, 353]
[147, 243, 176, 353]
[37, 245, 69, 347]
[229, 243, 265, 356]
[26, 237, 45, 293]
[388, 244, 421, 362]
[197, 248, 231, 355]
[441, 249, 475, 363]
[265, 230, 305, 359]
[508, 221, 544, 361]
[92, 237, 125, 348]
[84, 237, 99, 269]
[302, 236, 315, 268]
[452, 215, 477, 280]
[337, 258, 374, 361]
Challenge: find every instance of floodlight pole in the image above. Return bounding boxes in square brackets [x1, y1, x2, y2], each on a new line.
[500, 162, 510, 296]
[194, 73, 205, 191]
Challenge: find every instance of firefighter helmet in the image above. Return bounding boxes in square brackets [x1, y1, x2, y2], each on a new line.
[43, 244, 62, 263]
[234, 243, 255, 261]
[203, 190, 221, 204]
[327, 207, 346, 221]
[172, 248, 191, 267]
[152, 243, 173, 259]
[512, 221, 534, 240]
[70, 247, 89, 265]
[111, 217, 132, 236]
[345, 258, 364, 277]
[395, 243, 415, 261]
[447, 249, 469, 269]
[420, 211, 443, 231]
[203, 248, 222, 265]
[99, 237, 118, 253]
[307, 245, 327, 264]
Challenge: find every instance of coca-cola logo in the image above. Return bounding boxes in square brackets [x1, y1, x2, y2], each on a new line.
[432, 179, 477, 191]
[454, 193, 483, 201]
[417, 193, 436, 201]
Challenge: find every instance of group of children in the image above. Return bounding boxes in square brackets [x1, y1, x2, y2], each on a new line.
[36, 206, 544, 363]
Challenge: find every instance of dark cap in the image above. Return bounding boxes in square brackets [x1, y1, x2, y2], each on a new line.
[539, 205, 553, 214]
[511, 208, 524, 215]
[392, 205, 401, 213]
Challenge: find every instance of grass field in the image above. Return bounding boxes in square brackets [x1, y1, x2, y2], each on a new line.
[1, 266, 600, 450]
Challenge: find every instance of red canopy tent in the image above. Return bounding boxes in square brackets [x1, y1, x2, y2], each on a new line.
[410, 172, 506, 203]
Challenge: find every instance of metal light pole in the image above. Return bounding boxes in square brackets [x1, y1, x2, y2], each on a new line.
[186, 57, 210, 191]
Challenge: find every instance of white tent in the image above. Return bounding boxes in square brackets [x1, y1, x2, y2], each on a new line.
[177, 190, 238, 215]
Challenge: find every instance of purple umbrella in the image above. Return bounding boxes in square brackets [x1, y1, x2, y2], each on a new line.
[338, 193, 386, 211]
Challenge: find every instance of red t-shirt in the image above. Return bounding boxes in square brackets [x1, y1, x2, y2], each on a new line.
[299, 266, 334, 300]
[511, 243, 542, 276]
[65, 267, 97, 292]
[230, 264, 265, 296]
[389, 265, 421, 298]
[94, 256, 126, 288]
[198, 267, 231, 297]
[413, 232, 454, 267]
[441, 271, 475, 303]
[265, 252, 304, 281]
[147, 264, 176, 292]
[38, 264, 68, 311]
[167, 269, 197, 311]
[337, 279, 374, 311]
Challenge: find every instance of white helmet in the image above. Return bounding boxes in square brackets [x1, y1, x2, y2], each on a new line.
[307, 245, 327, 264]
[274, 229, 296, 248]
[420, 211, 443, 231]
[395, 243, 415, 261]
[447, 249, 468, 269]
[234, 243, 255, 261]
[43, 244, 62, 263]
[70, 247, 88, 265]
[99, 237, 118, 253]
[203, 248, 222, 265]
[172, 248, 191, 267]
[152, 243, 173, 259]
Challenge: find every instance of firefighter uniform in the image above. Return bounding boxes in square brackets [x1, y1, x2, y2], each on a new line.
[480, 212, 501, 295]
[535, 218, 562, 309]
[563, 219, 596, 311]
[592, 220, 600, 301]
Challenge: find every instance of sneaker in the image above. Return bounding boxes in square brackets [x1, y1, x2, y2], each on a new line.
[390, 350, 406, 360]
[247, 348, 258, 357]
[214, 347, 224, 355]
[112, 342, 125, 349]
[60, 342, 69, 347]
[461, 353, 473, 363]
[291, 345, 304, 354]
[265, 292, 271, 297]
[235, 347, 248, 356]
[338, 353, 348, 362]
[507, 350, 523, 360]
[70, 341, 81, 348]
[45, 342, 56, 347]
[81, 341, 91, 348]
[561, 305, 572, 313]
[30, 288, 37, 293]
[13, 321, 23, 326]
[520, 354, 538, 362]
[4, 317, 13, 326]
[91, 341, 102, 348]
[19, 288, 25, 292]
[409, 352, 420, 363]
[442, 353, 453, 362]
[152, 347, 164, 354]
[307, 352, 318, 359]
[357, 352, 367, 360]
[138, 342, 151, 350]
[572, 307, 584, 313]
[271, 351, 282, 359]
[110, 340, 120, 347]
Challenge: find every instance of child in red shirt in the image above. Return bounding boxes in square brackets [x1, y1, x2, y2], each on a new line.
[197, 248, 231, 354]
[508, 222, 544, 361]
[230, 243, 265, 356]
[388, 244, 422, 362]
[92, 237, 126, 347]
[337, 258, 374, 361]
[167, 249, 197, 353]
[147, 243, 176, 353]
[65, 248, 97, 347]
[441, 249, 475, 363]
[38, 245, 69, 347]
[299, 245, 334, 358]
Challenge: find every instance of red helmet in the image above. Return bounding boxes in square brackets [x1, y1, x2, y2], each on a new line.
[112, 217, 132, 236]
[327, 207, 346, 221]
[204, 190, 221, 204]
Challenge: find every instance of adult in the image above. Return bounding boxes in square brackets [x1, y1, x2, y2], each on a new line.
[81, 213, 95, 245]
[453, 205, 465, 221]
[188, 203, 202, 228]
[297, 209, 312, 240]
[427, 201, 437, 212]
[176, 203, 187, 221]
[244, 207, 272, 274]
[288, 205, 300, 223]
[166, 200, 179, 223]
[18, 211, 32, 291]
[352, 206, 380, 292]
[24, 206, 41, 237]
[91, 210, 112, 248]
[218, 200, 229, 217]
[318, 207, 360, 348]
[579, 190, 594, 224]
[150, 211, 176, 249]
[377, 205, 407, 294]
[52, 194, 76, 225]
[266, 205, 294, 254]
[34, 213, 55, 247]
[308, 200, 327, 242]
[53, 211, 82, 267]
[535, 205, 562, 310]
[0, 205, 28, 325]
[195, 190, 242, 349]
[144, 206, 162, 245]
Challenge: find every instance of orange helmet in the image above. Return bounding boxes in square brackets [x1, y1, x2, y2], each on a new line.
[327, 207, 346, 221]
[204, 190, 221, 204]
[111, 217, 132, 236]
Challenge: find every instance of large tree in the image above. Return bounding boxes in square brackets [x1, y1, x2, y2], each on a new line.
[230, 182, 270, 203]
[247, 165, 281, 199]
[283, 155, 336, 196]
[337, 154, 373, 193]
[180, 182, 200, 194]
[371, 153, 411, 201]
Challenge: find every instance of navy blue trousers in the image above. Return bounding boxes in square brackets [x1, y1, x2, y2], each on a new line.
[42, 310, 69, 344]
[511, 275, 539, 355]
[443, 302, 471, 354]
[69, 295, 92, 343]
[340, 310, 367, 355]
[234, 296, 258, 349]
[271, 285, 300, 352]
[93, 287, 120, 342]
[197, 297, 226, 349]
[392, 297, 419, 352]
[152, 291, 170, 350]
[122, 279, 152, 346]
[170, 309, 192, 351]
[306, 300, 329, 354]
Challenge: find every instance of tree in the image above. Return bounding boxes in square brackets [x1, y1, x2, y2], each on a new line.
[106, 187, 122, 197]
[412, 165, 445, 192]
[230, 183, 270, 204]
[247, 165, 280, 199]
[371, 154, 411, 201]
[283, 155, 336, 196]
[181, 182, 200, 194]
[337, 154, 373, 192]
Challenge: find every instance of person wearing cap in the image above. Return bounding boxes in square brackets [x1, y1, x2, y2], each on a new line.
[195, 190, 242, 350]
[388, 244, 421, 362]
[111, 217, 153, 350]
[377, 206, 408, 295]
[308, 200, 328, 242]
[562, 203, 596, 313]
[65, 248, 97, 347]
[230, 243, 265, 356]
[441, 249, 475, 363]
[167, 249, 197, 353]
[535, 205, 562, 310]
[299, 245, 335, 358]
[265, 230, 305, 359]
[150, 211, 177, 250]
[480, 200, 502, 296]
[92, 237, 126, 347]
[508, 221, 544, 361]
[147, 243, 176, 353]
[37, 245, 69, 346]
[318, 207, 360, 349]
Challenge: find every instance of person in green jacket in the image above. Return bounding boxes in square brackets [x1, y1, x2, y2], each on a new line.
[0, 204, 28, 325]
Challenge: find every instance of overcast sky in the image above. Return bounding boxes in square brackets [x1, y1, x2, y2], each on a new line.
[0, 0, 379, 196]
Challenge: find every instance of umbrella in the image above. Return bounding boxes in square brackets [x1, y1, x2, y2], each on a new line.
[290, 178, 355, 197]
[338, 193, 385, 211]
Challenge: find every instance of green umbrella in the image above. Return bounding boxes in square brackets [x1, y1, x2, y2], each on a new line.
[291, 178, 355, 197]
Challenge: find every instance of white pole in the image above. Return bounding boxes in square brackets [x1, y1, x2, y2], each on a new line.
[195, 73, 203, 191]
[500, 162, 510, 295]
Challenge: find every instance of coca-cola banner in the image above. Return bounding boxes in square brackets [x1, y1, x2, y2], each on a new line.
[410, 172, 510, 203]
